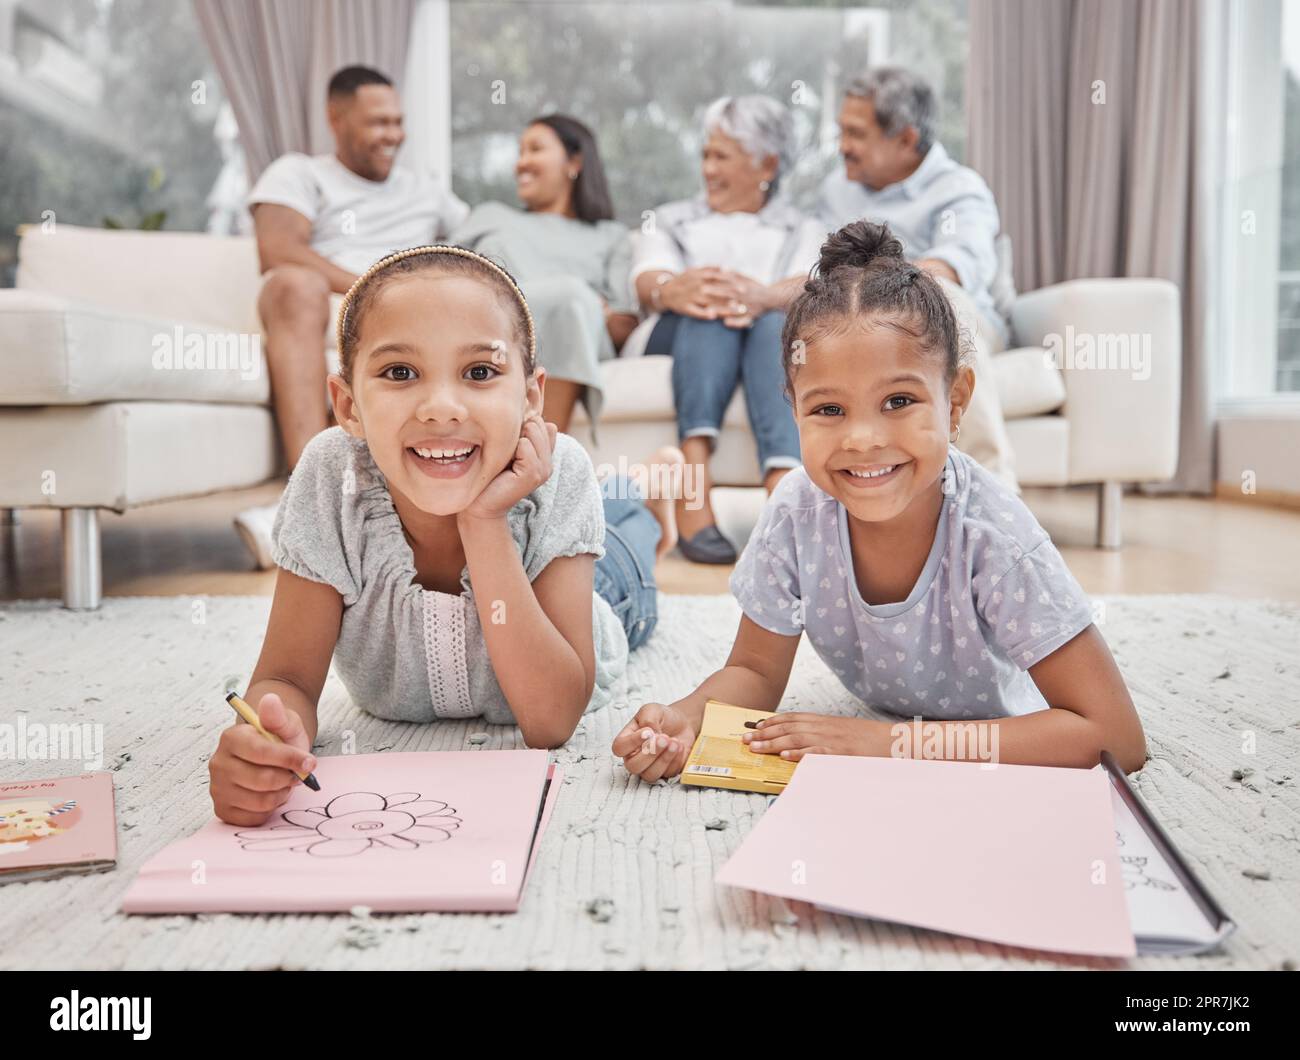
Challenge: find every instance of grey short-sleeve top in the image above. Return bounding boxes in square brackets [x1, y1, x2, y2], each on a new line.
[450, 201, 636, 313]
[729, 446, 1095, 719]
[271, 427, 628, 725]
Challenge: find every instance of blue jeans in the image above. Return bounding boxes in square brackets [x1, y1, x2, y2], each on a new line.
[594, 476, 659, 651]
[664, 310, 801, 473]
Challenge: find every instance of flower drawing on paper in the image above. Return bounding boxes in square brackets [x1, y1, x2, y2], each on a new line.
[234, 792, 461, 857]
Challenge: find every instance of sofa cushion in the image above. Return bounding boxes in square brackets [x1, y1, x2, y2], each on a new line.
[991, 346, 1066, 419]
[0, 401, 278, 509]
[1004, 415, 1069, 486]
[17, 223, 263, 334]
[582, 343, 1062, 427]
[0, 291, 271, 406]
[571, 354, 750, 427]
[566, 346, 1073, 489]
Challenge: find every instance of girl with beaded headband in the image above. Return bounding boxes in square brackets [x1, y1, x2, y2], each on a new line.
[335, 245, 538, 371]
[210, 243, 684, 826]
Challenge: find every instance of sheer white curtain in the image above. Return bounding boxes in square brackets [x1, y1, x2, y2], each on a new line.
[192, 0, 416, 182]
[400, 0, 453, 190]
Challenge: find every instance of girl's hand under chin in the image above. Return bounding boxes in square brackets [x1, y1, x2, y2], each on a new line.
[459, 413, 559, 523]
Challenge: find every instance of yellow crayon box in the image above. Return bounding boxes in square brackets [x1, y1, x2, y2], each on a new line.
[681, 700, 797, 795]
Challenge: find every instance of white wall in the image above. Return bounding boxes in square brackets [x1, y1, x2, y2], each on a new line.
[1217, 410, 1300, 495]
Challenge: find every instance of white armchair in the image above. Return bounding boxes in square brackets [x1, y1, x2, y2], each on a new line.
[0, 225, 276, 609]
[1008, 278, 1182, 546]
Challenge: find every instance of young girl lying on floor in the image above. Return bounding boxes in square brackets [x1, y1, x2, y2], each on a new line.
[210, 244, 679, 826]
[614, 221, 1146, 780]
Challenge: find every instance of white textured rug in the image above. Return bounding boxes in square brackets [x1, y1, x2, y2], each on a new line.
[0, 593, 1296, 970]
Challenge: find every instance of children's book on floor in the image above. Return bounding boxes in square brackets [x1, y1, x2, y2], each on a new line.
[0, 772, 118, 883]
[1104, 764, 1236, 956]
[122, 750, 559, 914]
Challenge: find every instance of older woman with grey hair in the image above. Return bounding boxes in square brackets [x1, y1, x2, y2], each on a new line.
[631, 95, 827, 564]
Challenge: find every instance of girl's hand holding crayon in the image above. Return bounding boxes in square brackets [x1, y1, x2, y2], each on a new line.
[612, 702, 697, 782]
[742, 712, 884, 762]
[209, 693, 316, 826]
[459, 413, 559, 524]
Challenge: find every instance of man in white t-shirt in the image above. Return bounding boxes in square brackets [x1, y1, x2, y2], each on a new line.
[235, 65, 469, 567]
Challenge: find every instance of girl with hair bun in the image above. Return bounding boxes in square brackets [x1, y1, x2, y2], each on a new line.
[614, 221, 1146, 781]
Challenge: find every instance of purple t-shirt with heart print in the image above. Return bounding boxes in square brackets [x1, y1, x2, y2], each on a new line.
[729, 446, 1095, 719]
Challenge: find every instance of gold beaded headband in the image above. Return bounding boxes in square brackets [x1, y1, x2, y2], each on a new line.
[336, 244, 537, 369]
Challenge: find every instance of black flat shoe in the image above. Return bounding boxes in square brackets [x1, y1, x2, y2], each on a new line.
[677, 525, 738, 565]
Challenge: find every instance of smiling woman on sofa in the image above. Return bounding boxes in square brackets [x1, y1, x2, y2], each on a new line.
[630, 95, 828, 564]
[449, 114, 638, 434]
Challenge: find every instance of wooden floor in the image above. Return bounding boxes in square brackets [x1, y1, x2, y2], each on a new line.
[3, 482, 1300, 603]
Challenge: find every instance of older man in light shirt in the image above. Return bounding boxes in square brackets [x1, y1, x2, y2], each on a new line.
[818, 67, 1016, 487]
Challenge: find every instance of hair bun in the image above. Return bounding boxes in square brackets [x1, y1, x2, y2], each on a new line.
[817, 220, 904, 275]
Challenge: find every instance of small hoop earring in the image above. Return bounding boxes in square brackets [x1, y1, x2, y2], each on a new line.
[950, 423, 962, 443]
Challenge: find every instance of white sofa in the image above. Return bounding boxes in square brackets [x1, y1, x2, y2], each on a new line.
[0, 224, 1181, 609]
[0, 225, 276, 608]
[574, 280, 1182, 548]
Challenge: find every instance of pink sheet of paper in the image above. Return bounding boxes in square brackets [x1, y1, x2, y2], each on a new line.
[122, 751, 561, 914]
[715, 754, 1136, 957]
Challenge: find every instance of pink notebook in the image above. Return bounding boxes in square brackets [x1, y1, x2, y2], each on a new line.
[716, 754, 1137, 957]
[122, 751, 560, 914]
[0, 772, 118, 883]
